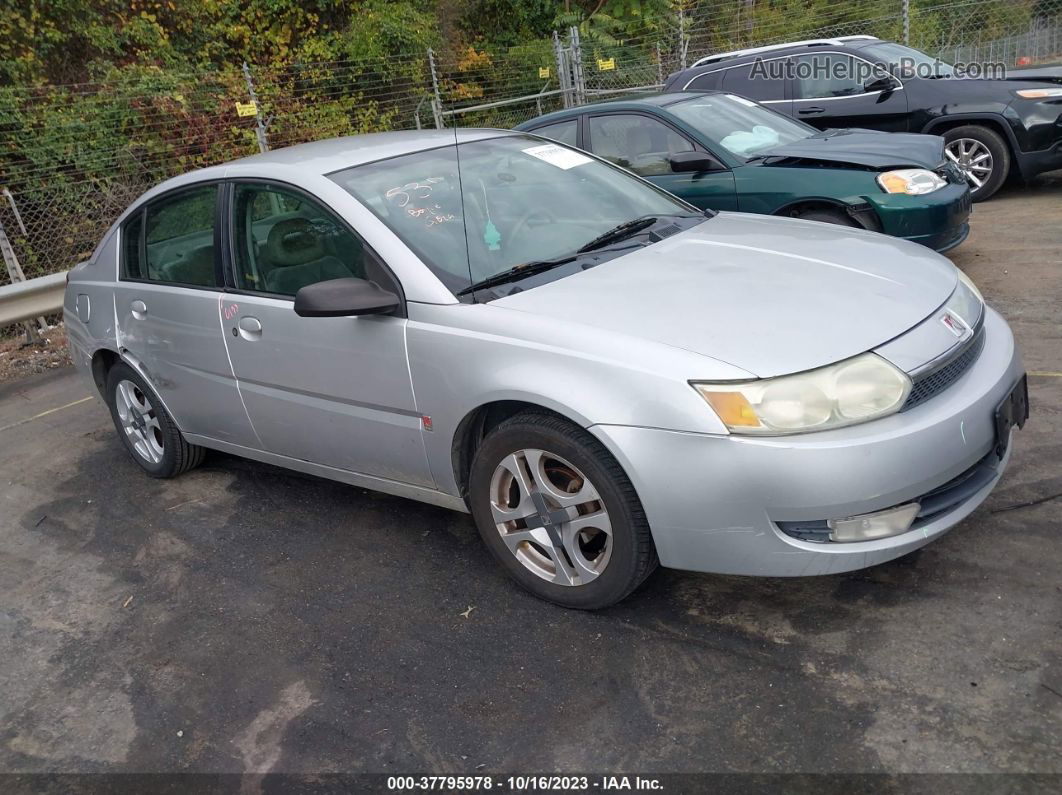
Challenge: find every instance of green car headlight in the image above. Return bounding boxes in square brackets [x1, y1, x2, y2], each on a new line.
[877, 168, 947, 195]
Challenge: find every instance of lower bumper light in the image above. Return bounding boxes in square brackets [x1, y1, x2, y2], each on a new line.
[828, 503, 920, 543]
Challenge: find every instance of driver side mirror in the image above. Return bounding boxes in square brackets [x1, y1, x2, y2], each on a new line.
[294, 277, 400, 318]
[669, 151, 726, 173]
[864, 75, 897, 93]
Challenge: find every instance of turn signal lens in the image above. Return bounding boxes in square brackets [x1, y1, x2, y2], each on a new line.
[699, 391, 762, 428]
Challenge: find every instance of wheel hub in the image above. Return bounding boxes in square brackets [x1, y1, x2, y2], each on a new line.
[489, 448, 613, 587]
[945, 138, 993, 190]
[114, 379, 165, 465]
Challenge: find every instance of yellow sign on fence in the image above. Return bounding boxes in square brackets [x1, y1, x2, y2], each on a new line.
[538, 67, 550, 79]
[235, 101, 258, 117]
[596, 57, 616, 71]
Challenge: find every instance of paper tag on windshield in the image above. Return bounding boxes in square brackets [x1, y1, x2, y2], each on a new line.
[522, 143, 592, 170]
[727, 94, 758, 107]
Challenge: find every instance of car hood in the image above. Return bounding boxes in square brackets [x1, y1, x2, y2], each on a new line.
[493, 212, 958, 378]
[759, 129, 945, 170]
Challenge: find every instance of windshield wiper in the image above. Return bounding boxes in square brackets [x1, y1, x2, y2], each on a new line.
[456, 255, 578, 296]
[576, 216, 659, 253]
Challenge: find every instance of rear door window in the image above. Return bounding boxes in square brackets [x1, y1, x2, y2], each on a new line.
[720, 62, 786, 102]
[123, 185, 220, 287]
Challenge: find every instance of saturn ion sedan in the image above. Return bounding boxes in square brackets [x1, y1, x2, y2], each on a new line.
[64, 130, 1028, 609]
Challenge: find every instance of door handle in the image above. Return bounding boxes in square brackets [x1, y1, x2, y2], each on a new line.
[798, 106, 825, 115]
[236, 315, 263, 340]
[130, 300, 147, 318]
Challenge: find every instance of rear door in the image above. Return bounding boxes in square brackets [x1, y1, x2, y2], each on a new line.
[219, 180, 434, 488]
[585, 112, 738, 211]
[113, 183, 257, 447]
[789, 52, 909, 131]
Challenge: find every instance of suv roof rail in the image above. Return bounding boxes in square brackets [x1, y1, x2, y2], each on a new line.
[688, 35, 880, 69]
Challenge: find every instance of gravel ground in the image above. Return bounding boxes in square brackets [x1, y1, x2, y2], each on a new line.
[0, 326, 71, 384]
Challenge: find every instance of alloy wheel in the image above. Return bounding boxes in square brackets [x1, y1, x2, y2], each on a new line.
[489, 448, 613, 586]
[114, 379, 165, 464]
[945, 138, 993, 190]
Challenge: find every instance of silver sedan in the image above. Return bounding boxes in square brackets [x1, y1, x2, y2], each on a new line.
[64, 130, 1028, 608]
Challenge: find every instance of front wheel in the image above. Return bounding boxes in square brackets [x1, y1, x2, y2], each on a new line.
[468, 412, 657, 609]
[943, 125, 1010, 202]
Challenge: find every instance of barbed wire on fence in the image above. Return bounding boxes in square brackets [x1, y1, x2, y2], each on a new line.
[1, 0, 1060, 327]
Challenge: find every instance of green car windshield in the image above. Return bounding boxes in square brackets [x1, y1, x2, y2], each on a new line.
[667, 94, 814, 159]
[329, 134, 695, 294]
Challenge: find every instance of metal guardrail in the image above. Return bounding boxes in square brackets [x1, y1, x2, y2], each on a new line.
[0, 271, 67, 326]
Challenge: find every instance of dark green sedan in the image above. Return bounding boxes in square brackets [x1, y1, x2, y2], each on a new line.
[515, 92, 972, 252]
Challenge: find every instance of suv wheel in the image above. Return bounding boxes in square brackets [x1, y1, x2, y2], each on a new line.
[943, 125, 1010, 202]
[468, 412, 657, 609]
[105, 361, 206, 478]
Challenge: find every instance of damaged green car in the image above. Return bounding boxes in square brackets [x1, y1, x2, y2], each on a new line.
[516, 92, 972, 252]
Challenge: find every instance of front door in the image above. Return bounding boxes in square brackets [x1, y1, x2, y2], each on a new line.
[219, 181, 434, 488]
[586, 112, 739, 211]
[789, 53, 909, 132]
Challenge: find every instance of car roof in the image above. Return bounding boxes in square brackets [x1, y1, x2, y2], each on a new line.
[220, 129, 513, 175]
[116, 129, 522, 228]
[687, 36, 882, 69]
[517, 92, 720, 127]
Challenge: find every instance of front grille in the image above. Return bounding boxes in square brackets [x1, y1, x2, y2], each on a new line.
[901, 325, 986, 412]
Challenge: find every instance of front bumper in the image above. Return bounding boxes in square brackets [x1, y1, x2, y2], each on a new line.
[590, 307, 1023, 577]
[867, 181, 972, 253]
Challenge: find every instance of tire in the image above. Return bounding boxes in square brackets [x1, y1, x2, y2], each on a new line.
[105, 361, 205, 478]
[793, 208, 859, 227]
[468, 411, 658, 609]
[942, 124, 1010, 202]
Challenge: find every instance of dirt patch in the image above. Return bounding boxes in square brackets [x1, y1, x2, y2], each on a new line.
[0, 325, 72, 384]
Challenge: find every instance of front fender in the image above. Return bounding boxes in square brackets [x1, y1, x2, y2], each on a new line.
[406, 301, 747, 495]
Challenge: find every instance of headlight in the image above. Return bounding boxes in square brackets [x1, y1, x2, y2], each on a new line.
[1014, 88, 1062, 99]
[694, 354, 911, 435]
[949, 270, 984, 328]
[877, 168, 947, 195]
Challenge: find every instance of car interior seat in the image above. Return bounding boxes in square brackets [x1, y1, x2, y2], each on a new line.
[260, 217, 360, 295]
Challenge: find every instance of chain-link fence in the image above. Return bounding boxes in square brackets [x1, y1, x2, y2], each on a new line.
[2, 0, 1061, 335]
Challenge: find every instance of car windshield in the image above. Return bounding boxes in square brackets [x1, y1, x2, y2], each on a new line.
[328, 134, 697, 296]
[666, 94, 813, 158]
[860, 42, 955, 77]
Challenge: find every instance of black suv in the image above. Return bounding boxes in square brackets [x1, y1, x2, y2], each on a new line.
[663, 36, 1062, 201]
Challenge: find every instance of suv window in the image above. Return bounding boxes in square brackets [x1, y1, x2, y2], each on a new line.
[720, 62, 785, 101]
[685, 71, 723, 91]
[793, 53, 867, 99]
[123, 185, 220, 287]
[529, 119, 578, 146]
[587, 113, 694, 176]
[232, 183, 376, 297]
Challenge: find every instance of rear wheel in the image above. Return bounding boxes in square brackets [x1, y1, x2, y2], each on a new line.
[105, 361, 205, 478]
[943, 124, 1009, 202]
[468, 412, 657, 609]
